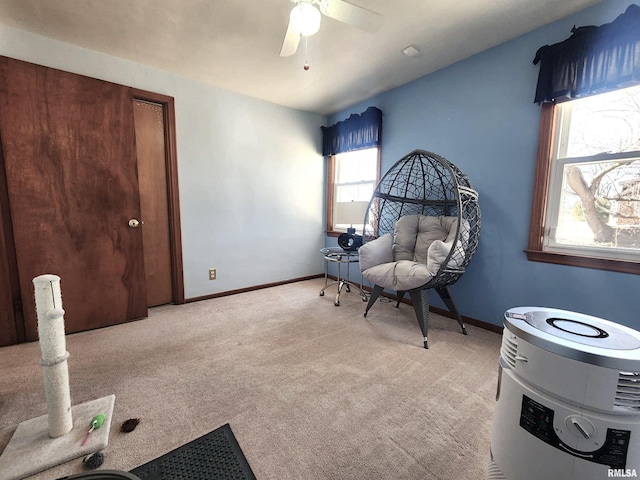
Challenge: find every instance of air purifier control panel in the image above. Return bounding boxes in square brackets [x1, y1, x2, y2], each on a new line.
[520, 394, 631, 469]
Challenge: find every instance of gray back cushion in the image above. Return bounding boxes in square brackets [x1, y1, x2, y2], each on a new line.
[393, 215, 451, 264]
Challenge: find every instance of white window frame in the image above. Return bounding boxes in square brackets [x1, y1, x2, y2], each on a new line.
[542, 91, 640, 262]
[527, 91, 640, 275]
[327, 147, 380, 235]
[544, 152, 640, 262]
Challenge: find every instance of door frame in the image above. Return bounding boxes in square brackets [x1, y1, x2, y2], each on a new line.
[132, 89, 185, 305]
[0, 130, 23, 345]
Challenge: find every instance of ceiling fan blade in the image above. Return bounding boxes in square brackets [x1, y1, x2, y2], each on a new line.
[320, 0, 383, 33]
[280, 21, 301, 57]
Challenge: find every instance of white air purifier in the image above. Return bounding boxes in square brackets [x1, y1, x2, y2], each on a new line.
[489, 307, 640, 480]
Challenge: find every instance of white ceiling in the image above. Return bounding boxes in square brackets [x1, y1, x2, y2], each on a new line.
[0, 0, 602, 116]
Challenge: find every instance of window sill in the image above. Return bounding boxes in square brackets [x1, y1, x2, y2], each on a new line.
[524, 249, 640, 275]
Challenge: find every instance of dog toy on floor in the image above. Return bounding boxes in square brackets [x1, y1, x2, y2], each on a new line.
[83, 451, 105, 470]
[121, 418, 140, 433]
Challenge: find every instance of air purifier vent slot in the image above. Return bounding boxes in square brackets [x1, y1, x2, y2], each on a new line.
[500, 335, 518, 369]
[615, 371, 640, 411]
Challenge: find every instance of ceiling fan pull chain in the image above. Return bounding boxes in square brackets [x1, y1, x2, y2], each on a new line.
[304, 35, 310, 70]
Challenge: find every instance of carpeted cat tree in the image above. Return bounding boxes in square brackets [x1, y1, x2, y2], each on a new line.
[0, 274, 116, 480]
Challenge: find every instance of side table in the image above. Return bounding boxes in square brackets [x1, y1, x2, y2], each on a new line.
[319, 247, 368, 306]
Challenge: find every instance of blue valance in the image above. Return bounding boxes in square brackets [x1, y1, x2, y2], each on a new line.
[533, 4, 640, 103]
[321, 106, 383, 156]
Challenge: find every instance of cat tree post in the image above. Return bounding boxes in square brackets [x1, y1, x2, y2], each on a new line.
[0, 274, 116, 480]
[33, 274, 73, 437]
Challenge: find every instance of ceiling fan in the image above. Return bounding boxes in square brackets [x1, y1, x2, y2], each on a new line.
[279, 0, 383, 57]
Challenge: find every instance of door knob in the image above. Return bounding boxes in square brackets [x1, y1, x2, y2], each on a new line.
[128, 219, 140, 228]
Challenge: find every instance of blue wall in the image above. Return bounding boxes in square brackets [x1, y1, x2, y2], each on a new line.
[326, 0, 640, 330]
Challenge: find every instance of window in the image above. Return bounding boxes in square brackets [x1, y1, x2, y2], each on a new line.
[327, 147, 380, 235]
[527, 84, 640, 273]
[322, 107, 382, 235]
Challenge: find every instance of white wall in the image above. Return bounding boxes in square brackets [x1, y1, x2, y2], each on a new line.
[0, 25, 326, 299]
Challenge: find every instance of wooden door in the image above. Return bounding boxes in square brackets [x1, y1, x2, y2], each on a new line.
[133, 100, 173, 306]
[0, 56, 148, 341]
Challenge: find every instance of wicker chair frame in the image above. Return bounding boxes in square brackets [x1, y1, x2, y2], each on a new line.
[362, 149, 481, 348]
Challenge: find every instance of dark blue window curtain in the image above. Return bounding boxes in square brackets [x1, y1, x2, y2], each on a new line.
[533, 4, 640, 103]
[321, 106, 383, 156]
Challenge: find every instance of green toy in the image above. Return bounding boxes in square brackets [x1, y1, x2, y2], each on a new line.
[81, 414, 106, 446]
[91, 414, 105, 429]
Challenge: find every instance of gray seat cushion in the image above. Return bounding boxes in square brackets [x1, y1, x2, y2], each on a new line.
[362, 259, 432, 291]
[360, 215, 464, 291]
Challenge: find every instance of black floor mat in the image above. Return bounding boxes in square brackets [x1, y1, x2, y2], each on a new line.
[130, 423, 256, 480]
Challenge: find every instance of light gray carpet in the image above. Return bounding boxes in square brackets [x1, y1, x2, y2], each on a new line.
[0, 278, 501, 479]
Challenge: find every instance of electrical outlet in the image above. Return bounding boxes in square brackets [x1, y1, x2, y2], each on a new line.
[209, 268, 217, 280]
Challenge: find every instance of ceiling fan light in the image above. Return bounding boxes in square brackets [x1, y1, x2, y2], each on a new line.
[290, 3, 321, 36]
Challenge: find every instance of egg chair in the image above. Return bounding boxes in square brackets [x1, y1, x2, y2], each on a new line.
[359, 149, 481, 348]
